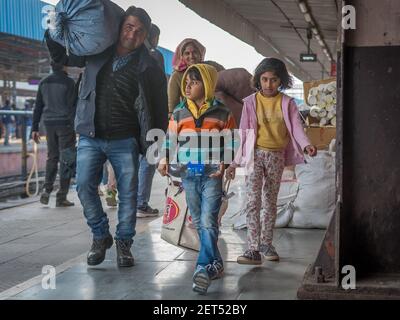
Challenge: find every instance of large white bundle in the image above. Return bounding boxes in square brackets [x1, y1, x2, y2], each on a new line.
[326, 81, 336, 92]
[289, 151, 335, 228]
[319, 118, 328, 126]
[232, 175, 299, 230]
[319, 109, 327, 118]
[307, 80, 337, 126]
[308, 95, 318, 105]
[310, 106, 320, 118]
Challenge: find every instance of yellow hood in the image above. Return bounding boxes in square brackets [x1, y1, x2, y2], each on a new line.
[181, 64, 218, 102]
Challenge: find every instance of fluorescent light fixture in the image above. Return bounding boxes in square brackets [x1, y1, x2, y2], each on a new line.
[311, 27, 318, 35]
[299, 2, 308, 13]
[304, 13, 312, 22]
[315, 34, 321, 41]
[318, 39, 325, 46]
[258, 35, 267, 42]
[284, 56, 296, 67]
[259, 34, 280, 54]
[271, 45, 280, 54]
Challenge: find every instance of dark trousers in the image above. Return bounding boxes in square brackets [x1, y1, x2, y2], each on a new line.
[43, 124, 76, 200]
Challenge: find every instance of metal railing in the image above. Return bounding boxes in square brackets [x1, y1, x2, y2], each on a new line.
[0, 109, 34, 181]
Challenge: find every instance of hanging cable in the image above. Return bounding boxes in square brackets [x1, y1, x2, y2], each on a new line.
[25, 141, 39, 197]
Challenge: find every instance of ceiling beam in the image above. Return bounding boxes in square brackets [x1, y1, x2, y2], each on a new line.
[179, 0, 313, 80]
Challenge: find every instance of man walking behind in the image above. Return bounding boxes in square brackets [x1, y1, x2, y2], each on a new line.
[32, 61, 76, 207]
[45, 7, 168, 267]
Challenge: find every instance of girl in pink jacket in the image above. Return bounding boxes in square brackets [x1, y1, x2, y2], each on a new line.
[225, 58, 317, 264]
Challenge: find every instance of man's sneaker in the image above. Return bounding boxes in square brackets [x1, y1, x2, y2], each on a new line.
[87, 234, 113, 266]
[105, 190, 118, 207]
[56, 199, 75, 207]
[260, 244, 280, 261]
[205, 261, 224, 280]
[116, 239, 134, 267]
[237, 249, 262, 265]
[40, 192, 50, 205]
[192, 266, 210, 295]
[137, 205, 159, 218]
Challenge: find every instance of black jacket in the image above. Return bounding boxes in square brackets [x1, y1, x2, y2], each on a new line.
[45, 31, 168, 153]
[32, 71, 76, 131]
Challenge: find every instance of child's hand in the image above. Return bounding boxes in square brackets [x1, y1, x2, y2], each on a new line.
[157, 158, 168, 176]
[209, 163, 225, 178]
[225, 165, 236, 180]
[305, 145, 317, 157]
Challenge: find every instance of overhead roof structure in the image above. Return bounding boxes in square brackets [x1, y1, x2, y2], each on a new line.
[179, 0, 339, 81]
[0, 0, 50, 83]
[1, 0, 176, 87]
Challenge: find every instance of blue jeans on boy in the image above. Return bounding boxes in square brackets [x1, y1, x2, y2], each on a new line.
[137, 154, 156, 210]
[76, 136, 139, 240]
[181, 174, 223, 271]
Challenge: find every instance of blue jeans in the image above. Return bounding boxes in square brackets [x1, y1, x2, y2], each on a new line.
[137, 154, 156, 209]
[76, 136, 139, 240]
[182, 175, 223, 268]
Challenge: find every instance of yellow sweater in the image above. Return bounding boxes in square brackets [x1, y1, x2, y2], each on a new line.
[256, 92, 289, 151]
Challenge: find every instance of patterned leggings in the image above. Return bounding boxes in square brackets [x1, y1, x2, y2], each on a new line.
[245, 149, 285, 251]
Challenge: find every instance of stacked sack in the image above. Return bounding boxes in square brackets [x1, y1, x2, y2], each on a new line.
[308, 81, 337, 126]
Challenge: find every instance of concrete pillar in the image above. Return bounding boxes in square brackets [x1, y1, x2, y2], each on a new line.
[339, 0, 400, 275]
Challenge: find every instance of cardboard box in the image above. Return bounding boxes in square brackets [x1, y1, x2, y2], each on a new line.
[305, 126, 336, 150]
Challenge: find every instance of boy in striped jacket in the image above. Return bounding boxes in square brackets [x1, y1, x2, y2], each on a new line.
[158, 64, 236, 294]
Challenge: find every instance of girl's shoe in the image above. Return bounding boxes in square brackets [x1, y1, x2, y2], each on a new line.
[237, 249, 262, 265]
[260, 244, 280, 261]
[192, 266, 210, 295]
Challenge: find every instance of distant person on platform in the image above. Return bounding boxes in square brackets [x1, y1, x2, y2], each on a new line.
[1, 99, 13, 146]
[147, 24, 165, 74]
[32, 61, 77, 207]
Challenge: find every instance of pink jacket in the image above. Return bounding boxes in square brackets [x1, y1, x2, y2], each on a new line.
[232, 93, 311, 169]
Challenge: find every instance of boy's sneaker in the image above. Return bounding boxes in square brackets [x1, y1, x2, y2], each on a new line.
[205, 261, 224, 280]
[192, 266, 211, 295]
[137, 205, 159, 218]
[105, 190, 117, 207]
[260, 244, 280, 261]
[237, 249, 262, 265]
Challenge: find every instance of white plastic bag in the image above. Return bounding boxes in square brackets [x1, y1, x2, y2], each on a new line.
[161, 177, 231, 251]
[161, 177, 199, 251]
[289, 151, 335, 228]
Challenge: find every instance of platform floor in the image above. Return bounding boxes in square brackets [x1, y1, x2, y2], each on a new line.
[0, 174, 325, 300]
